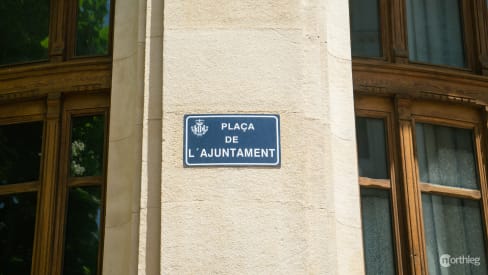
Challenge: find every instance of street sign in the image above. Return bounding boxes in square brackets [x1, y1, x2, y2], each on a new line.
[184, 114, 280, 167]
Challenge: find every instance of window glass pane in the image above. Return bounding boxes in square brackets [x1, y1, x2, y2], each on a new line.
[356, 117, 388, 179]
[0, 122, 43, 185]
[70, 115, 105, 177]
[422, 194, 488, 274]
[361, 188, 396, 275]
[415, 123, 478, 189]
[0, 0, 50, 65]
[76, 0, 111, 56]
[349, 0, 382, 57]
[63, 186, 102, 275]
[406, 0, 465, 67]
[0, 192, 37, 275]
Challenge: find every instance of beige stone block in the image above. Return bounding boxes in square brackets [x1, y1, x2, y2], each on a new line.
[112, 0, 140, 60]
[110, 57, 141, 140]
[161, 111, 324, 202]
[163, 29, 304, 113]
[161, 201, 308, 274]
[103, 213, 136, 275]
[165, 0, 301, 29]
[106, 135, 140, 224]
[325, 0, 352, 60]
[138, 206, 162, 274]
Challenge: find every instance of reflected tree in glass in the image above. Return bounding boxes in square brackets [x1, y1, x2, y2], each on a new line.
[0, 0, 50, 65]
[63, 187, 101, 275]
[0, 192, 37, 275]
[0, 122, 43, 185]
[76, 0, 111, 56]
[70, 116, 105, 177]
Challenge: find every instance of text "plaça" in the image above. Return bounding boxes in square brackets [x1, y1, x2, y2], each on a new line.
[221, 122, 255, 132]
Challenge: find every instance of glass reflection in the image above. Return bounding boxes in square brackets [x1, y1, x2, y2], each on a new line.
[406, 0, 465, 67]
[422, 194, 488, 274]
[63, 186, 101, 275]
[0, 0, 50, 65]
[416, 123, 478, 189]
[70, 115, 105, 177]
[356, 117, 389, 179]
[361, 188, 396, 275]
[0, 192, 37, 275]
[76, 0, 111, 56]
[0, 122, 43, 185]
[349, 0, 382, 57]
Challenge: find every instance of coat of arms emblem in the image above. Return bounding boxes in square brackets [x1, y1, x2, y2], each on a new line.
[191, 119, 208, 136]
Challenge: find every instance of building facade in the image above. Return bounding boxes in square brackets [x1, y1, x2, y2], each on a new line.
[0, 0, 488, 274]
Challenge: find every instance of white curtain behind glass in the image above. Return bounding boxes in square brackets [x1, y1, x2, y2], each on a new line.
[361, 188, 396, 275]
[406, 0, 465, 67]
[416, 124, 477, 189]
[356, 117, 388, 179]
[423, 195, 487, 275]
[416, 124, 487, 274]
[350, 0, 381, 57]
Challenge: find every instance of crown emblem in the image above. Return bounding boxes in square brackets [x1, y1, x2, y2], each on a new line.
[191, 119, 208, 136]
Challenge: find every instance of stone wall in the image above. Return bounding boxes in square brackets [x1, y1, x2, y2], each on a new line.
[105, 0, 364, 274]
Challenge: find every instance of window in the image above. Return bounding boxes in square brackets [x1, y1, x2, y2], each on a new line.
[0, 0, 113, 66]
[0, 0, 50, 65]
[356, 115, 397, 274]
[348, 0, 488, 72]
[355, 96, 488, 274]
[350, 0, 488, 274]
[0, 96, 109, 275]
[406, 0, 466, 67]
[0, 0, 113, 274]
[349, 0, 382, 57]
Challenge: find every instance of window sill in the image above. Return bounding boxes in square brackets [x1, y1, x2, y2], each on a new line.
[0, 58, 112, 102]
[352, 59, 488, 106]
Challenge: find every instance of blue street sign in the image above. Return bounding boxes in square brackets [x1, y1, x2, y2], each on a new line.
[184, 114, 280, 167]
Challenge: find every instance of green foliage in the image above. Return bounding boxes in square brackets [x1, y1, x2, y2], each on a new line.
[76, 0, 111, 56]
[63, 187, 101, 275]
[0, 0, 110, 65]
[70, 115, 105, 177]
[0, 0, 50, 65]
[40, 37, 49, 49]
[0, 193, 37, 275]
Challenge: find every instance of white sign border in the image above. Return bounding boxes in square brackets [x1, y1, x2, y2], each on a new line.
[184, 114, 281, 167]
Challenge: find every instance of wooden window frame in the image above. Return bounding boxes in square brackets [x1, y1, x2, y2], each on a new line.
[0, 93, 109, 275]
[355, 95, 406, 274]
[409, 100, 488, 274]
[0, 0, 113, 274]
[53, 95, 109, 275]
[349, 0, 391, 61]
[351, 0, 488, 75]
[356, 95, 488, 274]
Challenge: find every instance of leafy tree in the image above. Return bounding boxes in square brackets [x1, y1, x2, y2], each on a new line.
[0, 0, 110, 65]
[76, 0, 110, 56]
[70, 116, 105, 177]
[63, 187, 101, 275]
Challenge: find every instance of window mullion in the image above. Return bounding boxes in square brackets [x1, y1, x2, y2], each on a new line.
[31, 93, 61, 275]
[473, 0, 488, 75]
[48, 0, 68, 62]
[390, 0, 409, 63]
[379, 0, 392, 62]
[460, 0, 478, 73]
[395, 97, 426, 274]
[477, 109, 488, 259]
